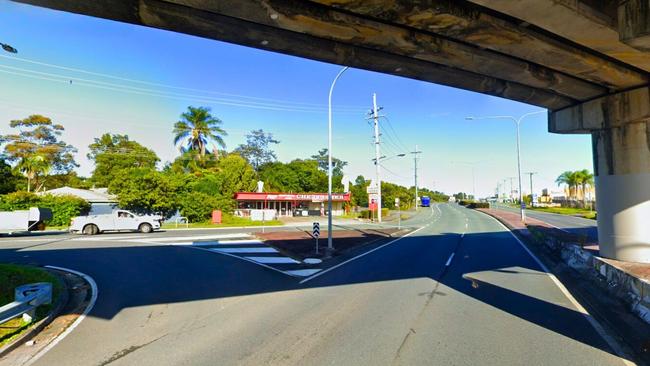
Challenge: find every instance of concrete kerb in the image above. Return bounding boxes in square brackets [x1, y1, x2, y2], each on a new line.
[483, 209, 650, 326]
[0, 267, 68, 358]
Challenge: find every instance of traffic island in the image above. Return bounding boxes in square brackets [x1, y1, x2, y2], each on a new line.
[255, 227, 410, 261]
[0, 266, 94, 366]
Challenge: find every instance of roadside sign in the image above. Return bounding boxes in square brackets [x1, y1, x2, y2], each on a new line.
[313, 222, 320, 238]
[520, 202, 526, 209]
[395, 197, 400, 207]
[366, 185, 379, 194]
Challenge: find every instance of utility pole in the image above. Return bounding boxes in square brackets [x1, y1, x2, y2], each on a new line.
[525, 172, 537, 204]
[372, 93, 382, 223]
[508, 177, 515, 201]
[411, 146, 422, 210]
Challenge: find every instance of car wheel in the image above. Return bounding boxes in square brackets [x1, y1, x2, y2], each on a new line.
[139, 223, 153, 233]
[83, 224, 98, 235]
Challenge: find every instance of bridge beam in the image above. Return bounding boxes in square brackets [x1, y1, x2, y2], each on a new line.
[550, 87, 650, 263]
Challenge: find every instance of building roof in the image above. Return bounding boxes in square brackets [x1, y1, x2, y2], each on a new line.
[235, 192, 350, 202]
[38, 186, 117, 203]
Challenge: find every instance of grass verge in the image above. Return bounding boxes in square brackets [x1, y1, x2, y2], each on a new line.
[162, 217, 283, 229]
[529, 206, 596, 220]
[0, 264, 62, 347]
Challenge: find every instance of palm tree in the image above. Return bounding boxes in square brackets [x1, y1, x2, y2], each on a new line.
[576, 169, 594, 208]
[15, 155, 50, 192]
[555, 170, 579, 201]
[173, 106, 227, 159]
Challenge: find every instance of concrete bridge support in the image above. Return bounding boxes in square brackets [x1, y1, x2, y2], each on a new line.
[551, 87, 650, 263]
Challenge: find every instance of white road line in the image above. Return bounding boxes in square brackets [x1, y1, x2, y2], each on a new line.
[192, 239, 262, 246]
[180, 245, 295, 277]
[27, 266, 98, 366]
[212, 247, 278, 253]
[300, 222, 434, 284]
[484, 212, 635, 366]
[445, 252, 455, 267]
[138, 233, 251, 242]
[245, 256, 300, 264]
[284, 269, 322, 277]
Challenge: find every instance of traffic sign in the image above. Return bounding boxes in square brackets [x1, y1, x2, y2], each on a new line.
[395, 197, 400, 207]
[313, 222, 320, 238]
[366, 185, 379, 194]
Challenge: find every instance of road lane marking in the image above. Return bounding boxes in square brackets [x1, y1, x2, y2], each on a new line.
[300, 219, 436, 284]
[244, 256, 300, 264]
[482, 212, 635, 366]
[285, 269, 322, 277]
[27, 266, 98, 366]
[213, 247, 278, 253]
[445, 253, 455, 267]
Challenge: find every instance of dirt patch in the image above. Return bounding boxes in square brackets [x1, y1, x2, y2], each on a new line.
[255, 228, 405, 260]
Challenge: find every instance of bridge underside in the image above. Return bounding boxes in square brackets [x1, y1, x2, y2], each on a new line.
[13, 0, 650, 263]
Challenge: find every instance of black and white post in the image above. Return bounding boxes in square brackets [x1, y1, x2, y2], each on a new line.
[313, 222, 320, 254]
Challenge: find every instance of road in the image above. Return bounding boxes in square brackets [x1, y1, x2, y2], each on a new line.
[0, 204, 630, 365]
[493, 203, 598, 241]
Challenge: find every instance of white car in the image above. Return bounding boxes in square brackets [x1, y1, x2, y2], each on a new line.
[70, 210, 162, 235]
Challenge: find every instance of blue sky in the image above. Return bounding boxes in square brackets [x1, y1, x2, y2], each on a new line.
[0, 1, 593, 197]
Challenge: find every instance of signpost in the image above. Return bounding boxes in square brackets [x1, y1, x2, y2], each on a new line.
[395, 197, 400, 229]
[313, 222, 320, 254]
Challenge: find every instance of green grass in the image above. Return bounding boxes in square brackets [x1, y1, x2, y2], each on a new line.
[162, 216, 283, 229]
[0, 264, 62, 346]
[528, 206, 596, 220]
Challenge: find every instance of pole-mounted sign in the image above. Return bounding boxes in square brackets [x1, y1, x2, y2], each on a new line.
[313, 222, 320, 254]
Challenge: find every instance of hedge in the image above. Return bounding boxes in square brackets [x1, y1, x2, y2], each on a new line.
[467, 202, 490, 209]
[0, 191, 90, 227]
[359, 208, 389, 219]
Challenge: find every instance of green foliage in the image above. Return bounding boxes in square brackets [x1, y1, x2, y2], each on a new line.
[109, 168, 187, 217]
[2, 115, 78, 191]
[42, 172, 91, 191]
[467, 202, 489, 209]
[0, 191, 90, 226]
[0, 159, 22, 194]
[259, 159, 333, 192]
[311, 148, 348, 177]
[233, 129, 279, 170]
[87, 134, 159, 187]
[173, 106, 227, 158]
[178, 191, 223, 223]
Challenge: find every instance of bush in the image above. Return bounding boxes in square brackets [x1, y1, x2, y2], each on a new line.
[178, 191, 223, 223]
[358, 209, 388, 219]
[0, 192, 90, 227]
[467, 202, 489, 209]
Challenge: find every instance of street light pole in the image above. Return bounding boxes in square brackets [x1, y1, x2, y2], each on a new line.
[327, 66, 349, 253]
[465, 110, 545, 222]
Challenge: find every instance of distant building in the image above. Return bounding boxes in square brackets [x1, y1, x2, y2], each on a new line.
[38, 186, 117, 214]
[234, 192, 350, 217]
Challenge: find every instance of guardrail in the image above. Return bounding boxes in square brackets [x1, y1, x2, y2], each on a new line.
[0, 282, 52, 324]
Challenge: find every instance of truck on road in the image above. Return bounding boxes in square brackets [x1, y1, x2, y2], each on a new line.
[421, 196, 431, 207]
[70, 210, 162, 235]
[0, 207, 52, 234]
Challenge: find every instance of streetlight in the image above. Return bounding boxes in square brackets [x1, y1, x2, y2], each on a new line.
[372, 153, 406, 163]
[327, 66, 349, 254]
[1, 43, 17, 53]
[465, 110, 545, 222]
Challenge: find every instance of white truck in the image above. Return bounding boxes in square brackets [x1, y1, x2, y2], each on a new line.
[0, 207, 52, 234]
[70, 210, 162, 235]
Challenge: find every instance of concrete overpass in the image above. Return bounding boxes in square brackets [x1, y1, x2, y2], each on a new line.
[13, 0, 650, 263]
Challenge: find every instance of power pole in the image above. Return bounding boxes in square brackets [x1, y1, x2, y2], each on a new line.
[525, 172, 537, 204]
[372, 93, 382, 223]
[411, 146, 422, 210]
[508, 177, 515, 201]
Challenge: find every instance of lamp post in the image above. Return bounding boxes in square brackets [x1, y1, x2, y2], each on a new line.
[465, 110, 545, 222]
[327, 66, 349, 253]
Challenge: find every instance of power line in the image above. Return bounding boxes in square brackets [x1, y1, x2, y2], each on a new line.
[0, 54, 368, 111]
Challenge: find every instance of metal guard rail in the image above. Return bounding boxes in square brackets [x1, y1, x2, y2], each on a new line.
[0, 282, 52, 324]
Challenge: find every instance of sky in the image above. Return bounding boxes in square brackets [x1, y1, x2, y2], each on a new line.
[0, 1, 594, 198]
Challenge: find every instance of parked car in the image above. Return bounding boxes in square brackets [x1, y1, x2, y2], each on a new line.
[70, 210, 162, 235]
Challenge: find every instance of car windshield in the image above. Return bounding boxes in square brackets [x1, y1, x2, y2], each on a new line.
[0, 2, 648, 366]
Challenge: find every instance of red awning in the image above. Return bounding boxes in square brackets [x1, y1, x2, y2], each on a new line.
[234, 192, 350, 202]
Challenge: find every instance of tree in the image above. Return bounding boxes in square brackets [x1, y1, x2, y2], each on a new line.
[172, 106, 227, 159]
[0, 158, 22, 194]
[87, 133, 159, 187]
[555, 171, 580, 200]
[108, 168, 187, 217]
[2, 115, 78, 191]
[576, 169, 594, 207]
[311, 148, 348, 176]
[234, 129, 280, 170]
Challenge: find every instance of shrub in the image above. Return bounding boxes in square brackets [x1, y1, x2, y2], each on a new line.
[178, 191, 223, 223]
[0, 192, 90, 227]
[467, 202, 489, 209]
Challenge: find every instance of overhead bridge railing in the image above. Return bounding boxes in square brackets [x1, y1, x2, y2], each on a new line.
[0, 282, 52, 324]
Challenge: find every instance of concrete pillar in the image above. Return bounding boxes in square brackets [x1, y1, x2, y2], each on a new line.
[592, 121, 650, 263]
[550, 86, 650, 263]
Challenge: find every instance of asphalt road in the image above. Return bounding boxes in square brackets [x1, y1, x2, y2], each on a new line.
[0, 204, 630, 365]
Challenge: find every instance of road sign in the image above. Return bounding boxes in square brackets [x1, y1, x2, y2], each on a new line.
[395, 197, 400, 207]
[366, 185, 379, 194]
[312, 222, 320, 238]
[520, 202, 526, 209]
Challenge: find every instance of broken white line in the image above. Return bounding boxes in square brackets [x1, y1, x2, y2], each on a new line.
[445, 253, 455, 267]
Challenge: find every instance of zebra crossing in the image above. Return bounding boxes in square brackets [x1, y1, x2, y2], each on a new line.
[170, 233, 323, 278]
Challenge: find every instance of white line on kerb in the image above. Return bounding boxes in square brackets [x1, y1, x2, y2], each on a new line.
[26, 266, 99, 366]
[485, 214, 636, 366]
[445, 253, 455, 267]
